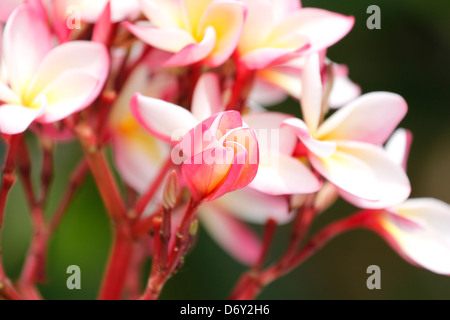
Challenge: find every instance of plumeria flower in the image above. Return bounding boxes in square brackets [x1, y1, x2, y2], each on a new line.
[364, 129, 450, 275]
[0, 5, 109, 134]
[282, 53, 411, 209]
[130, 73, 303, 263]
[124, 0, 247, 67]
[250, 54, 361, 108]
[236, 0, 354, 70]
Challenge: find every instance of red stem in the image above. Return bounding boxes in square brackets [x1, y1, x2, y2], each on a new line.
[0, 134, 23, 300]
[225, 62, 255, 112]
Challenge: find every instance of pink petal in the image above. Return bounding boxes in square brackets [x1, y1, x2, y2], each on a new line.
[249, 152, 322, 195]
[273, 8, 354, 55]
[123, 21, 196, 53]
[317, 92, 408, 145]
[3, 4, 52, 96]
[35, 71, 103, 123]
[385, 128, 413, 171]
[130, 93, 198, 143]
[163, 26, 216, 66]
[198, 0, 247, 67]
[199, 205, 262, 265]
[140, 0, 186, 29]
[0, 0, 22, 23]
[213, 187, 292, 224]
[309, 149, 380, 202]
[282, 118, 337, 158]
[375, 198, 450, 275]
[26, 41, 109, 103]
[191, 73, 223, 122]
[0, 102, 44, 134]
[92, 1, 113, 45]
[337, 141, 411, 209]
[328, 68, 361, 108]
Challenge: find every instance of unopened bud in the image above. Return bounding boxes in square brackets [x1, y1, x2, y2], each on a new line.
[162, 170, 179, 211]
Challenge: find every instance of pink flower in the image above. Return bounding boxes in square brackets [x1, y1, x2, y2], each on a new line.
[175, 110, 259, 202]
[0, 5, 109, 134]
[282, 53, 411, 209]
[124, 0, 247, 67]
[0, 0, 22, 23]
[237, 0, 354, 69]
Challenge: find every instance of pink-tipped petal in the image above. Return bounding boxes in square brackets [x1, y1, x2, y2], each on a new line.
[130, 93, 198, 143]
[213, 187, 291, 224]
[92, 1, 113, 45]
[375, 199, 450, 275]
[199, 205, 262, 266]
[328, 72, 361, 108]
[26, 41, 109, 102]
[191, 73, 223, 122]
[35, 71, 102, 123]
[249, 152, 321, 195]
[317, 92, 408, 145]
[3, 5, 53, 96]
[337, 141, 411, 209]
[163, 26, 216, 66]
[124, 21, 196, 53]
[0, 102, 44, 134]
[385, 128, 413, 171]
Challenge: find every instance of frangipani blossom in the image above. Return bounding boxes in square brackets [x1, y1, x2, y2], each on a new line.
[0, 5, 109, 134]
[131, 72, 321, 195]
[282, 53, 411, 209]
[237, 0, 354, 69]
[0, 0, 22, 23]
[175, 110, 259, 202]
[124, 0, 246, 67]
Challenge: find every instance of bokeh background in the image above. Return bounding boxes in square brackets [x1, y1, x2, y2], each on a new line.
[1, 0, 449, 300]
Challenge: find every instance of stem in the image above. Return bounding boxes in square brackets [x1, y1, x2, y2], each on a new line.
[141, 199, 198, 300]
[39, 137, 54, 206]
[133, 157, 173, 219]
[225, 62, 255, 112]
[0, 135, 22, 300]
[233, 211, 376, 300]
[98, 223, 134, 300]
[76, 123, 127, 221]
[49, 159, 89, 234]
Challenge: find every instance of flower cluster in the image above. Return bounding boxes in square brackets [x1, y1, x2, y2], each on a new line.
[0, 0, 448, 300]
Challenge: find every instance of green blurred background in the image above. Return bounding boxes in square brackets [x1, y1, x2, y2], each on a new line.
[1, 0, 449, 300]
